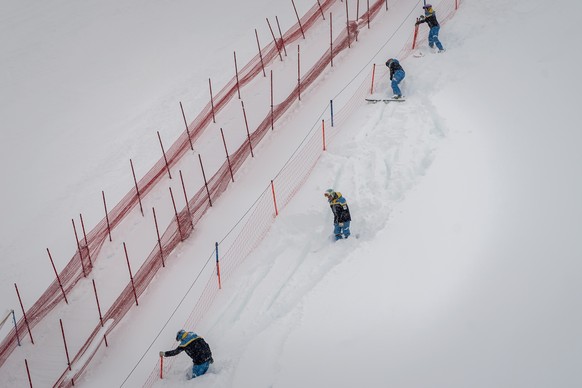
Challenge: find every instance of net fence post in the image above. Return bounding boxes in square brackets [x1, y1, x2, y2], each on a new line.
[14, 283, 33, 344]
[215, 242, 222, 289]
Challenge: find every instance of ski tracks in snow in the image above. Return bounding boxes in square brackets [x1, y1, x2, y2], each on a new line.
[196, 214, 356, 387]
[325, 95, 447, 241]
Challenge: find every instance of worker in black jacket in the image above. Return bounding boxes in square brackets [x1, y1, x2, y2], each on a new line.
[415, 4, 445, 52]
[324, 189, 352, 240]
[160, 330, 213, 379]
[385, 58, 405, 99]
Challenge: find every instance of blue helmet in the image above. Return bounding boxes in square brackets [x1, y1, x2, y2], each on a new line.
[386, 58, 397, 66]
[423, 4, 432, 9]
[176, 329, 186, 341]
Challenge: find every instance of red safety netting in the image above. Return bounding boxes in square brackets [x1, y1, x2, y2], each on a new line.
[0, 0, 341, 376]
[0, 0, 337, 374]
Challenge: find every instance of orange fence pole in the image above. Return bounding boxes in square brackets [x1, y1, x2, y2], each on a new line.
[215, 242, 222, 289]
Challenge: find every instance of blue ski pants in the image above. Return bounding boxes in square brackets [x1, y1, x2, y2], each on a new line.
[428, 26, 444, 50]
[334, 221, 351, 240]
[188, 361, 210, 379]
[391, 69, 405, 96]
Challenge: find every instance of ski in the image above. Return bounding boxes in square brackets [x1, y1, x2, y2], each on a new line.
[365, 98, 406, 103]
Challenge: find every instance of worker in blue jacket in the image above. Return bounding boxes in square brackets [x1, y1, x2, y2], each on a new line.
[416, 4, 445, 52]
[324, 189, 352, 240]
[160, 330, 213, 379]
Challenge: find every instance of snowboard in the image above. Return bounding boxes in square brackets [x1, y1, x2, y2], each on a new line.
[365, 97, 406, 103]
[414, 49, 445, 57]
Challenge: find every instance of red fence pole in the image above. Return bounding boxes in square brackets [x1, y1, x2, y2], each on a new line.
[356, 0, 360, 22]
[179, 170, 192, 221]
[47, 248, 68, 304]
[220, 128, 235, 182]
[370, 63, 376, 94]
[14, 283, 33, 344]
[412, 18, 419, 49]
[271, 180, 279, 216]
[291, 0, 305, 38]
[72, 219, 87, 277]
[234, 51, 241, 99]
[330, 12, 334, 67]
[25, 359, 33, 388]
[346, 0, 351, 48]
[270, 70, 274, 130]
[317, 0, 326, 20]
[208, 78, 216, 123]
[254, 29, 266, 77]
[179, 101, 194, 151]
[169, 187, 184, 241]
[179, 170, 194, 231]
[275, 16, 288, 56]
[160, 355, 163, 379]
[367, 0, 371, 28]
[198, 154, 213, 207]
[157, 131, 172, 179]
[102, 190, 112, 242]
[297, 45, 301, 101]
[92, 279, 104, 328]
[123, 242, 139, 306]
[322, 119, 326, 151]
[215, 242, 222, 290]
[241, 100, 254, 157]
[130, 159, 144, 216]
[59, 319, 72, 371]
[455, 0, 459, 10]
[152, 207, 165, 267]
[79, 213, 92, 268]
[91, 279, 108, 346]
[266, 18, 283, 61]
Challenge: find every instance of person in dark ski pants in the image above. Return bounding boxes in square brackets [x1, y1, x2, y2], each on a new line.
[385, 58, 405, 99]
[415, 4, 445, 52]
[324, 189, 351, 240]
[160, 330, 213, 379]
